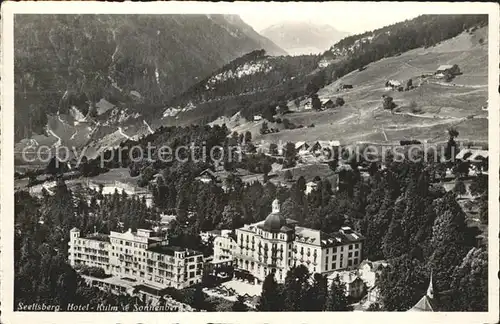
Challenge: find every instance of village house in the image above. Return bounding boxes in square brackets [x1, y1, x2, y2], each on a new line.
[200, 229, 222, 243]
[310, 140, 341, 157]
[196, 168, 219, 184]
[435, 64, 461, 78]
[328, 271, 366, 299]
[253, 115, 263, 121]
[386, 80, 402, 90]
[321, 99, 335, 109]
[295, 141, 310, 153]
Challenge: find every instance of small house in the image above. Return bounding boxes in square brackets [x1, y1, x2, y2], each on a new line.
[328, 272, 367, 299]
[295, 141, 310, 152]
[386, 80, 401, 89]
[310, 140, 340, 157]
[197, 168, 219, 183]
[341, 84, 353, 89]
[253, 115, 263, 121]
[436, 64, 460, 76]
[321, 99, 335, 109]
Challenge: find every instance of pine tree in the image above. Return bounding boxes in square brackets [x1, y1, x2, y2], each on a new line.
[257, 273, 283, 311]
[324, 275, 351, 311]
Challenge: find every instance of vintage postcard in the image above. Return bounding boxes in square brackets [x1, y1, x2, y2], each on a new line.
[1, 1, 499, 324]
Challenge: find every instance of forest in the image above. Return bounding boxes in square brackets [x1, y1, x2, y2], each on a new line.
[15, 139, 489, 311]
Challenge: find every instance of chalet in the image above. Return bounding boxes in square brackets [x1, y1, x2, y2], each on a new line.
[435, 64, 460, 76]
[197, 168, 219, 183]
[328, 271, 366, 299]
[310, 140, 340, 156]
[386, 80, 401, 89]
[321, 99, 335, 109]
[295, 141, 310, 152]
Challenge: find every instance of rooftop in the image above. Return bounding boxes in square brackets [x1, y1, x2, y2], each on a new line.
[409, 295, 435, 312]
[319, 227, 365, 247]
[84, 233, 110, 243]
[146, 244, 201, 257]
[133, 283, 168, 296]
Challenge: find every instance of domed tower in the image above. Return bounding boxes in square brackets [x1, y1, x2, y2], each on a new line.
[263, 199, 287, 232]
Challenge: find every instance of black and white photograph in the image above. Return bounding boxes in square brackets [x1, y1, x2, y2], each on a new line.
[1, 1, 499, 323]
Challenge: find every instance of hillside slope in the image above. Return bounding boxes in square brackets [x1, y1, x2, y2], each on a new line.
[256, 26, 488, 145]
[14, 14, 285, 142]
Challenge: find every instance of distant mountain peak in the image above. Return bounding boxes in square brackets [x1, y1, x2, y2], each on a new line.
[261, 21, 350, 55]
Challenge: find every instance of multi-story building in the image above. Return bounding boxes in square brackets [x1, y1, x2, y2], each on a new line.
[234, 199, 364, 284]
[205, 230, 237, 276]
[213, 229, 237, 263]
[68, 227, 204, 289]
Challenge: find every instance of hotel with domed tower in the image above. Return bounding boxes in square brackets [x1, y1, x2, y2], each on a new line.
[234, 199, 365, 284]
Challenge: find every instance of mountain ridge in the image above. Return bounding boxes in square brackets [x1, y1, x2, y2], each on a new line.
[14, 14, 286, 142]
[261, 21, 350, 55]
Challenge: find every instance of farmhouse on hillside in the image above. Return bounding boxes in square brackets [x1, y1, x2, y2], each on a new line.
[295, 141, 310, 152]
[385, 80, 402, 90]
[197, 168, 220, 183]
[310, 140, 340, 156]
[435, 64, 461, 76]
[327, 271, 366, 299]
[321, 99, 335, 109]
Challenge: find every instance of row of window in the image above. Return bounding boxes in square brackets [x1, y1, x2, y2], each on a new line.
[324, 258, 359, 271]
[110, 238, 148, 250]
[325, 243, 360, 255]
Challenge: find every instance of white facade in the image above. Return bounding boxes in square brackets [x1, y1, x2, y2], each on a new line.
[68, 228, 204, 289]
[213, 230, 237, 262]
[233, 200, 364, 284]
[305, 182, 318, 195]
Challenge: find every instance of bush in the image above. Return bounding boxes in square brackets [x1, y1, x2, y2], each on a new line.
[382, 96, 397, 111]
[409, 101, 421, 114]
[336, 97, 345, 107]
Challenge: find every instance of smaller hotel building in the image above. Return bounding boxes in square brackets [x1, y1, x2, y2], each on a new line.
[68, 228, 204, 289]
[234, 199, 364, 284]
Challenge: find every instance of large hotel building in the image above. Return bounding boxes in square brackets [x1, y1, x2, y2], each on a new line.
[234, 199, 364, 283]
[68, 228, 204, 289]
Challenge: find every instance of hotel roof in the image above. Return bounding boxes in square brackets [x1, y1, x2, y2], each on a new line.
[84, 233, 111, 243]
[146, 245, 202, 257]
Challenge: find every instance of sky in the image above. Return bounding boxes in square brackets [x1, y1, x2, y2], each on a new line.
[237, 2, 473, 34]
